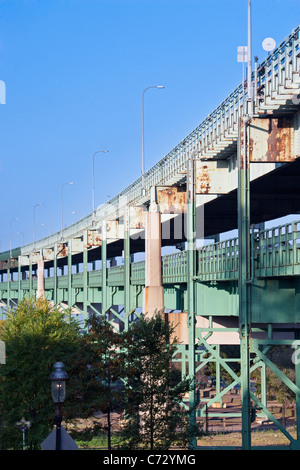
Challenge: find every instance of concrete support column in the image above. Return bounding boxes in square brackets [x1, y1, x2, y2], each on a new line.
[143, 187, 164, 317]
[36, 257, 45, 299]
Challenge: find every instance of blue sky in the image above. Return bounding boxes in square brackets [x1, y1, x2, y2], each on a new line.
[0, 0, 299, 252]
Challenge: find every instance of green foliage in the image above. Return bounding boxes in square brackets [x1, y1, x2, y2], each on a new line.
[0, 301, 201, 450]
[65, 313, 125, 449]
[0, 297, 81, 450]
[118, 313, 200, 450]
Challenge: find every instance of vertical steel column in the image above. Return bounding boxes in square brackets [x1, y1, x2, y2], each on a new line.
[187, 150, 196, 449]
[29, 257, 33, 298]
[295, 332, 300, 449]
[216, 344, 221, 404]
[7, 265, 10, 307]
[102, 220, 107, 316]
[83, 231, 88, 321]
[54, 243, 58, 305]
[18, 257, 21, 302]
[260, 361, 267, 418]
[238, 117, 252, 450]
[68, 239, 72, 309]
[124, 208, 130, 330]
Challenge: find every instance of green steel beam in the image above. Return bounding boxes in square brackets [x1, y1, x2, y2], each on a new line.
[238, 117, 251, 450]
[295, 333, 300, 448]
[83, 232, 88, 321]
[68, 240, 72, 309]
[54, 243, 57, 305]
[124, 208, 130, 331]
[102, 222, 107, 315]
[187, 151, 197, 449]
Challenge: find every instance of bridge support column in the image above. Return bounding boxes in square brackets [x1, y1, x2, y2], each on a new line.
[238, 117, 252, 450]
[102, 220, 108, 315]
[68, 240, 72, 309]
[36, 258, 45, 299]
[83, 232, 88, 321]
[187, 151, 196, 449]
[143, 187, 164, 317]
[295, 332, 300, 449]
[29, 259, 33, 298]
[6, 265, 10, 308]
[18, 257, 22, 302]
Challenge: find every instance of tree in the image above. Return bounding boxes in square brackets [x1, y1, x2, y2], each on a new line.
[72, 312, 125, 450]
[119, 312, 200, 450]
[0, 297, 81, 450]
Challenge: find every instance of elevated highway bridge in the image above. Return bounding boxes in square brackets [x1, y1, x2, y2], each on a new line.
[1, 24, 300, 449]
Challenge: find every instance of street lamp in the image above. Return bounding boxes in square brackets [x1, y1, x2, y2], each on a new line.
[92, 150, 109, 223]
[141, 85, 164, 195]
[33, 203, 44, 250]
[50, 361, 69, 451]
[61, 182, 74, 240]
[15, 417, 31, 450]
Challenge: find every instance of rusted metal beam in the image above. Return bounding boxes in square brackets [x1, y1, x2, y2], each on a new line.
[249, 116, 296, 162]
[195, 160, 229, 194]
[156, 186, 187, 213]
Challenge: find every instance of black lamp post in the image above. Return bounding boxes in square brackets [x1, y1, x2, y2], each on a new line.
[50, 361, 68, 450]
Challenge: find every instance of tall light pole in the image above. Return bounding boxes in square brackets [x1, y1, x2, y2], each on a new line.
[141, 85, 164, 195]
[92, 150, 109, 223]
[61, 182, 74, 240]
[247, 0, 252, 106]
[10, 217, 19, 258]
[33, 203, 44, 250]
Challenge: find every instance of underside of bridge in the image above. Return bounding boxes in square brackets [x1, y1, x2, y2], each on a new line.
[28, 156, 299, 269]
[61, 156, 300, 264]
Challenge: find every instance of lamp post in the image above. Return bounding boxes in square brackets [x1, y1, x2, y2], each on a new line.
[92, 150, 109, 223]
[33, 203, 44, 250]
[50, 361, 68, 451]
[141, 85, 164, 195]
[61, 182, 74, 240]
[15, 417, 31, 450]
[247, 0, 253, 110]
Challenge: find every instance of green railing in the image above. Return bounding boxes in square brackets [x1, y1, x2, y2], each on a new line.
[255, 221, 300, 277]
[198, 238, 239, 281]
[1, 220, 300, 296]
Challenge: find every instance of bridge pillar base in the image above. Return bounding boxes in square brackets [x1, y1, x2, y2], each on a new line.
[143, 285, 164, 317]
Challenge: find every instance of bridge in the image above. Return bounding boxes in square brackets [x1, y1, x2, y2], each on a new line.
[1, 24, 300, 450]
